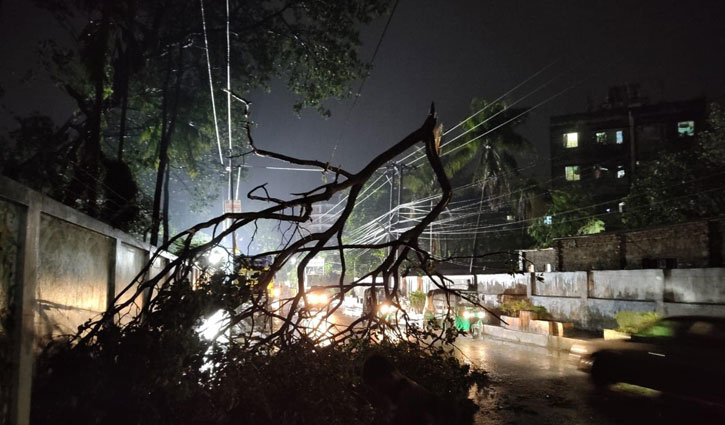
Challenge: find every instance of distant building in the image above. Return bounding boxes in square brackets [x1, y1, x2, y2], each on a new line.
[301, 201, 342, 234]
[550, 84, 706, 214]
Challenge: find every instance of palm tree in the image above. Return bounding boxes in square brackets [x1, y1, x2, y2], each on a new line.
[445, 98, 530, 205]
[405, 98, 534, 266]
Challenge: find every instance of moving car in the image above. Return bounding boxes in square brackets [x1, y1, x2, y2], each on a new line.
[572, 315, 725, 401]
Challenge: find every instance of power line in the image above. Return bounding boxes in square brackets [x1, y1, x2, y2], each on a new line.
[349, 0, 400, 112]
[199, 0, 224, 165]
[395, 60, 559, 164]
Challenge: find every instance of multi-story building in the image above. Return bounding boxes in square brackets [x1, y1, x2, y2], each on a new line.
[550, 85, 706, 215]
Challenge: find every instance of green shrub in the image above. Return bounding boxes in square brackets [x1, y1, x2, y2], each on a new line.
[409, 290, 426, 313]
[499, 297, 549, 319]
[615, 311, 660, 334]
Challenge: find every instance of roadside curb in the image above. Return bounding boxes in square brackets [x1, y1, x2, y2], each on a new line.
[481, 324, 588, 353]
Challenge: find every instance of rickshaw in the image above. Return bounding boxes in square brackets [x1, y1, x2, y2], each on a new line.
[424, 288, 485, 337]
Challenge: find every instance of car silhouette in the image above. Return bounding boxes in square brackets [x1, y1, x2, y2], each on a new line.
[572, 315, 725, 401]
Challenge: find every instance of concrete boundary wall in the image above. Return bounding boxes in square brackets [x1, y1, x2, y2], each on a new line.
[446, 266, 725, 331]
[0, 177, 176, 425]
[534, 272, 586, 297]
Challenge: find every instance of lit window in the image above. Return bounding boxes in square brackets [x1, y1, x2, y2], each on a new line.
[543, 216, 552, 225]
[618, 202, 625, 213]
[564, 132, 578, 148]
[596, 132, 607, 144]
[677, 121, 695, 137]
[506, 215, 515, 222]
[617, 170, 626, 179]
[565, 165, 580, 181]
[616, 130, 624, 144]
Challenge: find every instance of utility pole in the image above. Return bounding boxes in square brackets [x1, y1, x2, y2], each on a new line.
[386, 163, 406, 261]
[429, 199, 434, 255]
[469, 183, 485, 275]
[225, 0, 237, 255]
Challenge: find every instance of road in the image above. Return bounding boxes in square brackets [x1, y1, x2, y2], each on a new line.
[454, 336, 725, 425]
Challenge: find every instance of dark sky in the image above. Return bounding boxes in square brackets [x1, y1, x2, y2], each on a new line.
[2, 0, 725, 231]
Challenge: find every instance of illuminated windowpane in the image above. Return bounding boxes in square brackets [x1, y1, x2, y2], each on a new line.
[618, 202, 625, 213]
[617, 170, 626, 179]
[565, 165, 580, 181]
[677, 121, 695, 137]
[596, 132, 607, 144]
[543, 216, 552, 225]
[616, 130, 624, 144]
[564, 132, 578, 148]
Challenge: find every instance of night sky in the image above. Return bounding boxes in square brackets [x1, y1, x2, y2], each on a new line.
[2, 0, 725, 232]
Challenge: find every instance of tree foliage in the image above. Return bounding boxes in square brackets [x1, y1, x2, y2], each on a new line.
[527, 186, 605, 247]
[4, 0, 394, 238]
[622, 103, 725, 228]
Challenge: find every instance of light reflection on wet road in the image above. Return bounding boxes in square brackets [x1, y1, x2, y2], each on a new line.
[454, 336, 725, 425]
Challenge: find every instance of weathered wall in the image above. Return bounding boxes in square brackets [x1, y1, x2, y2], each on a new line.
[476, 273, 528, 295]
[0, 199, 22, 324]
[624, 221, 709, 268]
[553, 219, 722, 271]
[534, 272, 586, 297]
[589, 270, 663, 300]
[556, 233, 621, 271]
[1, 176, 181, 425]
[451, 266, 725, 330]
[664, 268, 725, 303]
[35, 215, 112, 339]
[520, 248, 557, 272]
[114, 243, 148, 322]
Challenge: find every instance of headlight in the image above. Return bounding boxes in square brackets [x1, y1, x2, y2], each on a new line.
[308, 292, 329, 305]
[570, 344, 589, 356]
[476, 312, 485, 318]
[379, 304, 391, 315]
[270, 287, 281, 298]
[463, 311, 472, 319]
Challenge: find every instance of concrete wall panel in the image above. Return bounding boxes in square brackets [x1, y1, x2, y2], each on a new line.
[0, 199, 22, 322]
[590, 269, 663, 300]
[476, 273, 528, 295]
[664, 268, 725, 304]
[35, 215, 111, 339]
[534, 272, 586, 297]
[663, 301, 725, 317]
[584, 299, 657, 330]
[115, 243, 148, 321]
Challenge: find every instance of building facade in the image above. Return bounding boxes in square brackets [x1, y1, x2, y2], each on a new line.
[550, 86, 706, 214]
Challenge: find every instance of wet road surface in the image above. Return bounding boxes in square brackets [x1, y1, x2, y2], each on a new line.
[454, 336, 725, 425]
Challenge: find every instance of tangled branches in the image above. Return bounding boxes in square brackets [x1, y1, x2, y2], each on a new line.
[30, 104, 498, 425]
[69, 104, 500, 351]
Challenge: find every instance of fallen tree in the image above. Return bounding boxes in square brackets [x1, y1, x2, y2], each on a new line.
[31, 105, 491, 425]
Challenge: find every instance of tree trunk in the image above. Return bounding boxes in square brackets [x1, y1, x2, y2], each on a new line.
[117, 83, 129, 161]
[150, 52, 173, 247]
[150, 45, 183, 247]
[162, 162, 170, 245]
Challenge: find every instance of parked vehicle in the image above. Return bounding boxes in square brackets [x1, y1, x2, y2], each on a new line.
[572, 316, 725, 401]
[305, 286, 341, 312]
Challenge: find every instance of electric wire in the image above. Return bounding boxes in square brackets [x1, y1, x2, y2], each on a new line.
[199, 0, 224, 165]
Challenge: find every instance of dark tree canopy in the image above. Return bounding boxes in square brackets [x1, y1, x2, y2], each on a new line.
[3, 0, 395, 239]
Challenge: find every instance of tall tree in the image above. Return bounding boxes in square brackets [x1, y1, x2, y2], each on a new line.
[406, 98, 534, 263]
[622, 103, 725, 228]
[527, 186, 605, 248]
[21, 0, 394, 241]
